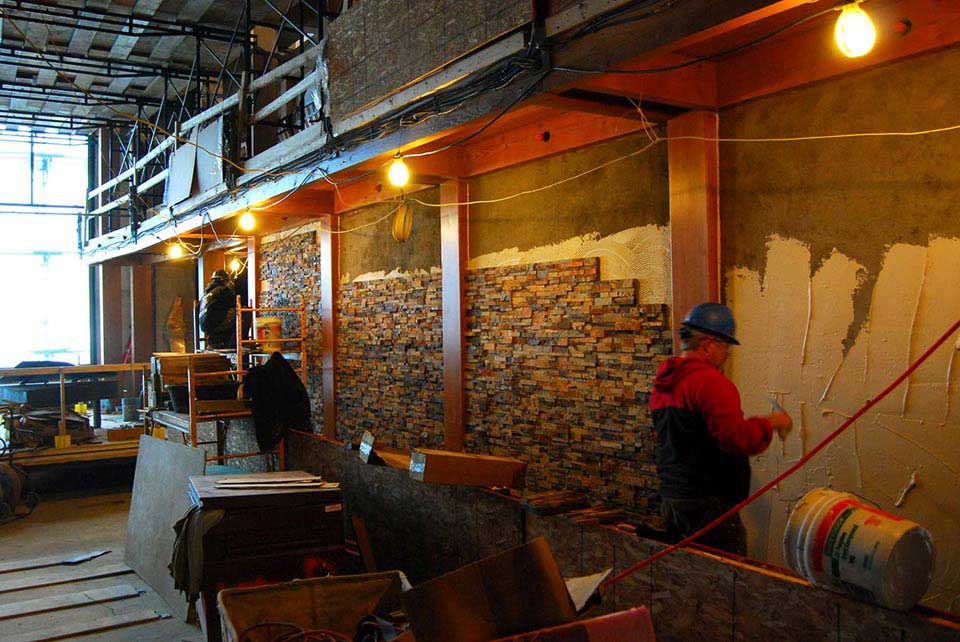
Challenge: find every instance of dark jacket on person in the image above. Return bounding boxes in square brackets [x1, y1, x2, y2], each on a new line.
[649, 356, 772, 502]
[198, 276, 236, 348]
[243, 352, 310, 451]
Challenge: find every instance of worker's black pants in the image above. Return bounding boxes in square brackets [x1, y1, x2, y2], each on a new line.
[660, 496, 747, 556]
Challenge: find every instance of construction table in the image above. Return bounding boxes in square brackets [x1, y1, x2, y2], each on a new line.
[188, 472, 347, 642]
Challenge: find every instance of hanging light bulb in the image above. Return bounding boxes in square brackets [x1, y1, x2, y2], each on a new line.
[387, 157, 410, 188]
[228, 257, 242, 273]
[835, 2, 876, 58]
[239, 210, 256, 231]
[167, 243, 184, 259]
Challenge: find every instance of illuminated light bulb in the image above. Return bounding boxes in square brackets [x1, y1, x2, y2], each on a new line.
[228, 257, 242, 273]
[239, 211, 256, 231]
[835, 3, 876, 58]
[387, 157, 410, 188]
[167, 243, 184, 259]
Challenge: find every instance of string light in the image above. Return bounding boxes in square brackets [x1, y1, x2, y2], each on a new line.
[167, 242, 184, 259]
[835, 2, 876, 58]
[228, 257, 242, 273]
[387, 157, 410, 188]
[239, 210, 256, 231]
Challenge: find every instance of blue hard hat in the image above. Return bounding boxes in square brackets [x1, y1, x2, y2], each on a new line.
[682, 302, 740, 345]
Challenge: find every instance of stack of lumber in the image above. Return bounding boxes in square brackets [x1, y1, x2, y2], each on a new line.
[565, 507, 630, 526]
[523, 490, 592, 515]
[151, 353, 232, 387]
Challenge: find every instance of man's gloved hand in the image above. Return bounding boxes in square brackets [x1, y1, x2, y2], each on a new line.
[767, 411, 793, 441]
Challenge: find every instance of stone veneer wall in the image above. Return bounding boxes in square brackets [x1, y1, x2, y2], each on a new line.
[336, 273, 445, 449]
[259, 244, 671, 515]
[259, 231, 324, 422]
[464, 258, 671, 514]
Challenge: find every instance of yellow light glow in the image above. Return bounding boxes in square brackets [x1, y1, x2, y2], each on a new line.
[239, 211, 256, 231]
[228, 257, 242, 273]
[387, 158, 410, 188]
[167, 243, 184, 259]
[835, 3, 876, 58]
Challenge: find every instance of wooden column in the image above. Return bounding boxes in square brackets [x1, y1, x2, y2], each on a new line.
[668, 111, 720, 353]
[440, 180, 469, 451]
[129, 264, 154, 365]
[246, 236, 261, 307]
[319, 215, 339, 439]
[97, 261, 124, 365]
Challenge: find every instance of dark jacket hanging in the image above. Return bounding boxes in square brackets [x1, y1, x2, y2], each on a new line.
[243, 352, 311, 451]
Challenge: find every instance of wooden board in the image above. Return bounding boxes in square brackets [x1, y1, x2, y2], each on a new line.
[0, 584, 141, 620]
[0, 550, 109, 575]
[0, 563, 132, 594]
[12, 441, 139, 467]
[5, 608, 165, 642]
[190, 472, 342, 511]
[106, 427, 144, 442]
[124, 435, 206, 621]
[409, 448, 526, 489]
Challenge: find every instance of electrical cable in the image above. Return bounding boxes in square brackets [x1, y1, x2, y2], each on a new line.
[601, 316, 960, 589]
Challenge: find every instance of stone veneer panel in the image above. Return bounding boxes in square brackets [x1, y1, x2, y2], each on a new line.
[259, 231, 324, 424]
[464, 257, 671, 514]
[336, 272, 445, 449]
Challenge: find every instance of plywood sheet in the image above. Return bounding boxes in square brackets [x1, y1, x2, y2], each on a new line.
[124, 435, 205, 621]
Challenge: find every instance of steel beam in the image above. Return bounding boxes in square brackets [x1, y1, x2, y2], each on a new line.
[4, 0, 237, 42]
[0, 43, 215, 81]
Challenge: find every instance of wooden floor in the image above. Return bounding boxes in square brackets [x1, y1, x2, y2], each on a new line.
[0, 491, 202, 642]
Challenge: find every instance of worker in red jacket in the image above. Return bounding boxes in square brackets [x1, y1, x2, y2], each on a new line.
[650, 302, 792, 555]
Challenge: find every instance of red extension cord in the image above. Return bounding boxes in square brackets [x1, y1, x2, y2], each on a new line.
[602, 318, 960, 589]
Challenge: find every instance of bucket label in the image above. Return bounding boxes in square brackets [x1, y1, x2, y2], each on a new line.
[825, 506, 857, 578]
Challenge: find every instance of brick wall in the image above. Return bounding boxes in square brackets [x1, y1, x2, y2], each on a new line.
[464, 258, 671, 514]
[337, 273, 445, 449]
[326, 0, 528, 119]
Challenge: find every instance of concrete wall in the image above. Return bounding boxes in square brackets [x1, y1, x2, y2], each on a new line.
[720, 47, 960, 611]
[468, 129, 671, 303]
[340, 187, 441, 282]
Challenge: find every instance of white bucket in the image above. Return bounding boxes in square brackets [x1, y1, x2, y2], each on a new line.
[783, 488, 934, 610]
[255, 317, 283, 353]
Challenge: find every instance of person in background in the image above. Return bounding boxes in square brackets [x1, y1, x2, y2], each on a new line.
[650, 302, 792, 555]
[198, 269, 237, 349]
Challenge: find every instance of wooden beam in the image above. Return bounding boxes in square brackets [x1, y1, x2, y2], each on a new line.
[528, 92, 649, 121]
[440, 180, 468, 451]
[409, 449, 527, 488]
[460, 108, 652, 177]
[557, 55, 719, 109]
[718, 0, 960, 106]
[668, 111, 720, 353]
[319, 213, 338, 439]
